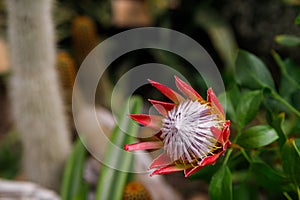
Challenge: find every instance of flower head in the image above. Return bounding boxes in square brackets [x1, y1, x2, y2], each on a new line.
[124, 76, 230, 177]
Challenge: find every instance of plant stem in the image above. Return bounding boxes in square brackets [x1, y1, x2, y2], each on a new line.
[223, 128, 242, 165]
[271, 91, 300, 118]
[223, 148, 233, 165]
[283, 192, 293, 200]
[241, 149, 251, 163]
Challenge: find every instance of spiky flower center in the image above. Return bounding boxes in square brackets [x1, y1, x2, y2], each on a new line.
[161, 100, 222, 163]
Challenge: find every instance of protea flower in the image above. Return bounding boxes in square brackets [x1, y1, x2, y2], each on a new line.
[124, 76, 230, 177]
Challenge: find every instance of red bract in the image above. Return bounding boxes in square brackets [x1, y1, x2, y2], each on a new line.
[124, 76, 231, 177]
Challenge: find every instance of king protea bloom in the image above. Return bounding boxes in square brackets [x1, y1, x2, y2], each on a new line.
[124, 76, 230, 177]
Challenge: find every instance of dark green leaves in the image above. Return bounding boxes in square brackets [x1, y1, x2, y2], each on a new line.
[295, 138, 300, 150]
[219, 86, 261, 127]
[233, 183, 256, 200]
[238, 125, 278, 149]
[209, 165, 232, 200]
[235, 50, 275, 90]
[218, 84, 240, 123]
[236, 90, 262, 127]
[250, 161, 288, 191]
[229, 43, 300, 198]
[272, 51, 300, 95]
[268, 113, 287, 147]
[281, 139, 300, 187]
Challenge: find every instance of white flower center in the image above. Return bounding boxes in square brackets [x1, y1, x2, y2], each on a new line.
[161, 100, 221, 163]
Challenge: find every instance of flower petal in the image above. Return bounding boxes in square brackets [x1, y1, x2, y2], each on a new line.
[148, 79, 185, 104]
[207, 88, 225, 117]
[150, 165, 184, 176]
[200, 153, 222, 167]
[129, 114, 163, 130]
[185, 148, 227, 177]
[175, 76, 203, 101]
[222, 121, 231, 142]
[124, 141, 163, 151]
[224, 141, 231, 150]
[148, 99, 175, 116]
[149, 153, 173, 169]
[211, 126, 223, 142]
[211, 121, 230, 143]
[184, 166, 204, 177]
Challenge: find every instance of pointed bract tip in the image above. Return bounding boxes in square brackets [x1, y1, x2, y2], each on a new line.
[207, 87, 225, 116]
[174, 75, 203, 101]
[124, 144, 130, 151]
[148, 79, 155, 84]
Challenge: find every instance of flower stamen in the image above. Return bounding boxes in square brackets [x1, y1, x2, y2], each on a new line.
[161, 100, 223, 163]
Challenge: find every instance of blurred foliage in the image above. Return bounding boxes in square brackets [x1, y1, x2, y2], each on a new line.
[61, 138, 88, 200]
[0, 130, 21, 179]
[60, 96, 142, 200]
[95, 96, 142, 200]
[275, 34, 300, 47]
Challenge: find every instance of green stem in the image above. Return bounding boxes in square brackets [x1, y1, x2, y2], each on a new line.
[241, 149, 251, 163]
[271, 91, 300, 118]
[223, 148, 233, 165]
[283, 192, 293, 200]
[223, 128, 242, 165]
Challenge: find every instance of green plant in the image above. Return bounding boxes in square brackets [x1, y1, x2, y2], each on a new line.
[95, 96, 142, 200]
[206, 49, 300, 200]
[61, 138, 88, 200]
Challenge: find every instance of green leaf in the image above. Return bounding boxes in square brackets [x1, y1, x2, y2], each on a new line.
[95, 96, 143, 200]
[295, 13, 300, 25]
[218, 92, 235, 123]
[61, 139, 87, 200]
[291, 91, 300, 110]
[275, 35, 300, 47]
[250, 161, 289, 191]
[73, 182, 89, 200]
[295, 138, 300, 150]
[195, 7, 238, 70]
[238, 125, 279, 149]
[233, 182, 258, 200]
[272, 52, 300, 99]
[268, 113, 287, 147]
[235, 50, 275, 90]
[209, 165, 232, 200]
[218, 84, 241, 123]
[236, 90, 262, 127]
[281, 139, 300, 187]
[0, 131, 21, 179]
[227, 84, 241, 110]
[189, 163, 221, 182]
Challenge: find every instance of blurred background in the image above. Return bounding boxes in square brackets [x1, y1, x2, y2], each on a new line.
[0, 0, 299, 199]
